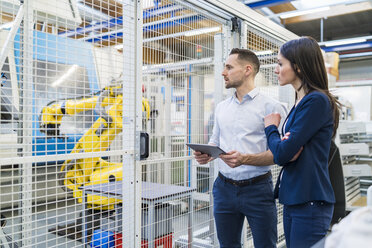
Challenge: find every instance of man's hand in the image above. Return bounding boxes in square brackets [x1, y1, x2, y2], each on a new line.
[282, 132, 303, 162]
[219, 151, 243, 168]
[264, 113, 281, 128]
[194, 151, 214, 165]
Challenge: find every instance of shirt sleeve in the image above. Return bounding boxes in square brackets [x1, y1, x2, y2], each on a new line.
[265, 93, 331, 165]
[264, 101, 288, 139]
[275, 102, 288, 135]
[208, 104, 220, 146]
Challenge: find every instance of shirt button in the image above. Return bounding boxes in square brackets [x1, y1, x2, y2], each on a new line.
[310, 202, 314, 205]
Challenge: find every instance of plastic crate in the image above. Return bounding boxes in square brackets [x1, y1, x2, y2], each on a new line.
[112, 232, 173, 248]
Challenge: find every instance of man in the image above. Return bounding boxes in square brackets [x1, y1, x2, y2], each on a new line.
[194, 48, 287, 248]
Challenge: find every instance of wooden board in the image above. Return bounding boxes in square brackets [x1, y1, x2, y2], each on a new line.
[351, 196, 367, 207]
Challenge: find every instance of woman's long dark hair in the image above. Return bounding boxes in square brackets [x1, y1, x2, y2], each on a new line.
[280, 36, 340, 138]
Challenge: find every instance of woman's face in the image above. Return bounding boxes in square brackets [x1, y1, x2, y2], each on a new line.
[275, 52, 301, 88]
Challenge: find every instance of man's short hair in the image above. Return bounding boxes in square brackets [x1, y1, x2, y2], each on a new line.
[229, 48, 260, 75]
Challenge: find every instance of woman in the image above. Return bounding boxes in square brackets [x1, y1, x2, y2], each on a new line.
[264, 36, 340, 248]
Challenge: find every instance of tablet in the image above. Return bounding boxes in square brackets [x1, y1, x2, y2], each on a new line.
[186, 143, 226, 158]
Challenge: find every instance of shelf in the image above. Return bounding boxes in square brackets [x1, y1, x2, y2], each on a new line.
[343, 164, 372, 177]
[338, 121, 366, 135]
[338, 121, 372, 212]
[339, 143, 369, 156]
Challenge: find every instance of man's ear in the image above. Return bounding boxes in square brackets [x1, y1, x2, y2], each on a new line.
[245, 64, 253, 75]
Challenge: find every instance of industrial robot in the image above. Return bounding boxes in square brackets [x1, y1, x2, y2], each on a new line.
[40, 82, 153, 240]
[40, 83, 151, 208]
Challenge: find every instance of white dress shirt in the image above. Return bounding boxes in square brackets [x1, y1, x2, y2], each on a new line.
[209, 88, 287, 180]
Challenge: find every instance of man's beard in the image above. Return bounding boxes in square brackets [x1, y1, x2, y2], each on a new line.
[225, 80, 243, 89]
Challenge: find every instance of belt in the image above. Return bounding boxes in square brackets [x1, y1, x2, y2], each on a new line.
[303, 201, 332, 206]
[218, 171, 271, 187]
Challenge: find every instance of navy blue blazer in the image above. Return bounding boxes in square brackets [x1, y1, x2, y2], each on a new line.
[265, 91, 335, 205]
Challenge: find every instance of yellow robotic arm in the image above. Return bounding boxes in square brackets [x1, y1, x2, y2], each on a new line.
[40, 84, 151, 208]
[40, 96, 99, 135]
[40, 86, 151, 135]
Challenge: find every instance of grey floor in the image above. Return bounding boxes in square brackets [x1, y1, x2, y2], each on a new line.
[1, 201, 213, 248]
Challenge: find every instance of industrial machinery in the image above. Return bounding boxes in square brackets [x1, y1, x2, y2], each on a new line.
[40, 82, 151, 208]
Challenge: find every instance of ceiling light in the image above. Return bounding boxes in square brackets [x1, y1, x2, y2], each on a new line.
[142, 0, 155, 9]
[255, 50, 273, 56]
[114, 44, 123, 50]
[184, 27, 221, 37]
[323, 43, 372, 52]
[279, 6, 330, 19]
[51, 65, 79, 88]
[321, 38, 367, 47]
[339, 51, 372, 59]
[0, 22, 14, 30]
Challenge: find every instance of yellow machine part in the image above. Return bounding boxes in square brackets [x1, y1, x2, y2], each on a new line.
[62, 115, 122, 188]
[142, 97, 150, 121]
[64, 96, 98, 115]
[43, 88, 152, 209]
[41, 103, 64, 125]
[42, 95, 150, 125]
[41, 97, 99, 125]
[73, 160, 123, 209]
[59, 97, 124, 209]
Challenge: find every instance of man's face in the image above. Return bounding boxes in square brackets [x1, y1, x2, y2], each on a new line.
[221, 54, 247, 89]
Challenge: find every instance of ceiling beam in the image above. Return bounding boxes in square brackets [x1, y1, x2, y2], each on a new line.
[325, 22, 372, 41]
[321, 41, 372, 52]
[286, 20, 372, 41]
[246, 0, 292, 9]
[283, 1, 372, 24]
[268, 2, 296, 14]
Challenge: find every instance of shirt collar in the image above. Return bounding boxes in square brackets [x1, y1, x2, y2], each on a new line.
[233, 88, 259, 103]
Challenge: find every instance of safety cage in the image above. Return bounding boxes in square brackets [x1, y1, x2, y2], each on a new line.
[0, 0, 296, 247]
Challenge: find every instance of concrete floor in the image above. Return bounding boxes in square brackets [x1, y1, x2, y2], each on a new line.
[1, 201, 213, 248]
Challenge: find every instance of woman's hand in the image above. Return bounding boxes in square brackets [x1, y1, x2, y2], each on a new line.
[281, 132, 304, 161]
[264, 113, 281, 128]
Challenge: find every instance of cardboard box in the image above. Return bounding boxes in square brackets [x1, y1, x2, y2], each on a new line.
[325, 52, 340, 69]
[324, 52, 340, 80]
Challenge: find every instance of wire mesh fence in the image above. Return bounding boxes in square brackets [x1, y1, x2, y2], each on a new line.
[243, 24, 294, 247]
[0, 0, 295, 247]
[141, 1, 227, 247]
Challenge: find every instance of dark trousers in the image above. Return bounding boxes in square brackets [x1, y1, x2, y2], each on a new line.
[212, 175, 277, 248]
[283, 201, 334, 248]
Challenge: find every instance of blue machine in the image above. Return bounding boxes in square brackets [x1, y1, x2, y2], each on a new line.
[13, 30, 100, 159]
